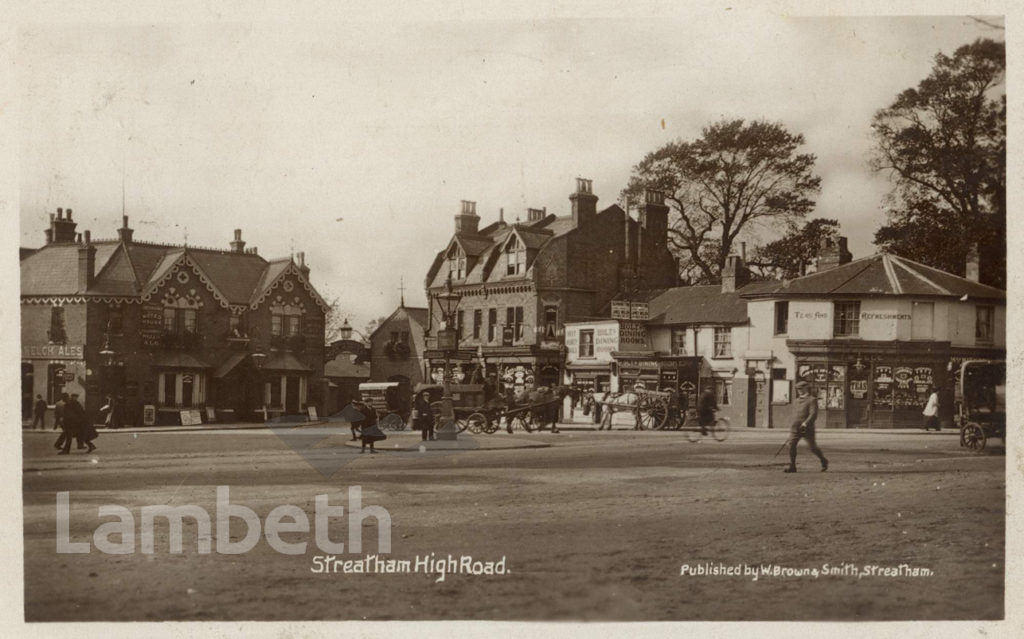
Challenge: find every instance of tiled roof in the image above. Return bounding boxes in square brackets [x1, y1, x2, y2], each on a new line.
[324, 353, 370, 379]
[21, 244, 84, 295]
[646, 280, 777, 325]
[743, 254, 1005, 300]
[189, 250, 268, 304]
[249, 259, 291, 305]
[21, 234, 326, 309]
[427, 206, 623, 289]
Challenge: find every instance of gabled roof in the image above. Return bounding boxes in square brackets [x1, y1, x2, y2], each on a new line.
[426, 206, 631, 289]
[742, 253, 1005, 301]
[367, 305, 429, 343]
[646, 280, 778, 326]
[21, 232, 329, 311]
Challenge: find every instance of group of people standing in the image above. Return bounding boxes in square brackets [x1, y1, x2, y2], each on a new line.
[51, 393, 98, 454]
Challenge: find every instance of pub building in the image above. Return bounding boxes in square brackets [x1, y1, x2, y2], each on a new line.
[566, 238, 1005, 429]
[565, 250, 770, 428]
[742, 238, 1005, 429]
[421, 179, 679, 392]
[21, 209, 327, 425]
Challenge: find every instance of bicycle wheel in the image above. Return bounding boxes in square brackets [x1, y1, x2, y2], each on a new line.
[712, 416, 730, 441]
[466, 412, 487, 434]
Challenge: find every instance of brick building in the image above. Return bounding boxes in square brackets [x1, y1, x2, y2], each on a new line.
[21, 209, 327, 425]
[567, 237, 1005, 430]
[422, 178, 679, 391]
[367, 304, 428, 386]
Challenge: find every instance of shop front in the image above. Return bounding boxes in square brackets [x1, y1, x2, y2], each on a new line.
[787, 339, 951, 428]
[424, 345, 563, 392]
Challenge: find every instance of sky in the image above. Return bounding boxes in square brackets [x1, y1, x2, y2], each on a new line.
[13, 5, 1007, 331]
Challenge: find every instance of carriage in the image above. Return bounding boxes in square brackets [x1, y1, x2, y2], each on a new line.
[955, 360, 1005, 452]
[413, 383, 560, 434]
[359, 381, 412, 430]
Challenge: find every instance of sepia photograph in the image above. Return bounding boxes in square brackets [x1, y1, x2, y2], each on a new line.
[6, 1, 1016, 636]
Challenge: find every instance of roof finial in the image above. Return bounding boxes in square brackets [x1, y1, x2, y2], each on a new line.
[399, 276, 406, 308]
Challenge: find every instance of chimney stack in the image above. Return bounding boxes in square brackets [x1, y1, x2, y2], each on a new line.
[117, 215, 134, 243]
[455, 200, 479, 234]
[230, 229, 246, 253]
[50, 206, 79, 243]
[965, 243, 980, 282]
[297, 251, 310, 279]
[570, 178, 597, 231]
[816, 236, 852, 272]
[527, 207, 545, 222]
[721, 254, 751, 293]
[77, 229, 96, 292]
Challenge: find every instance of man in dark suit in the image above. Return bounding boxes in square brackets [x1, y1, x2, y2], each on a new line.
[784, 381, 828, 473]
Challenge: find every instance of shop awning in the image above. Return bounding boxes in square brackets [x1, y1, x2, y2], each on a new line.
[151, 352, 210, 369]
[263, 352, 313, 372]
[213, 353, 248, 378]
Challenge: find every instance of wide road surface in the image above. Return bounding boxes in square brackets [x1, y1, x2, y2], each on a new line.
[22, 426, 1004, 621]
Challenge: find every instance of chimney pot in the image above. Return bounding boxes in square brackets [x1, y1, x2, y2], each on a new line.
[66, 208, 72, 220]
[455, 201, 479, 234]
[57, 208, 63, 220]
[570, 177, 598, 230]
[84, 230, 91, 245]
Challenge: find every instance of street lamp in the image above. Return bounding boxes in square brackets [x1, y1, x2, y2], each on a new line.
[435, 274, 462, 440]
[250, 339, 268, 421]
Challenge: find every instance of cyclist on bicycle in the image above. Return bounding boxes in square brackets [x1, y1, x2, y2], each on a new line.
[697, 387, 717, 436]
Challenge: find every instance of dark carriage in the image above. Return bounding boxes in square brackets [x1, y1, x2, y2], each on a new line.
[955, 360, 1005, 452]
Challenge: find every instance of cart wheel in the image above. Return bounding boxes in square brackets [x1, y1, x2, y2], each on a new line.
[429, 401, 445, 419]
[685, 424, 701, 443]
[635, 396, 668, 431]
[466, 412, 487, 434]
[379, 412, 405, 431]
[455, 416, 470, 433]
[482, 415, 499, 434]
[712, 416, 730, 442]
[961, 423, 986, 452]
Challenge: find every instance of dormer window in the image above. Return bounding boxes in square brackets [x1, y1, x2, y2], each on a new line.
[447, 245, 466, 280]
[505, 235, 526, 276]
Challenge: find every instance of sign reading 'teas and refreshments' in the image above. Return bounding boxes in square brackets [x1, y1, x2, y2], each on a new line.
[23, 344, 84, 359]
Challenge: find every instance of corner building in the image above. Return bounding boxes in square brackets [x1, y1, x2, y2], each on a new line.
[21, 210, 327, 425]
[423, 179, 679, 390]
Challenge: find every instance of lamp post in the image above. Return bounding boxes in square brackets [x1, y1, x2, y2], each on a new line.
[251, 342, 267, 422]
[434, 274, 463, 440]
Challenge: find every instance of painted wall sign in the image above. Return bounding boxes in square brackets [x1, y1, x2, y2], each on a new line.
[23, 344, 84, 359]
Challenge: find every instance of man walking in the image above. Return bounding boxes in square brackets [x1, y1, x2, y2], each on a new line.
[921, 385, 940, 431]
[784, 381, 828, 473]
[31, 395, 48, 430]
[53, 393, 70, 450]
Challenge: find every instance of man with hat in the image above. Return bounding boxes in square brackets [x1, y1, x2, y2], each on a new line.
[785, 381, 828, 473]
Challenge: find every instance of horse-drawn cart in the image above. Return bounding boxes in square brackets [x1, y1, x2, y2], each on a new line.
[956, 360, 1005, 452]
[414, 383, 561, 434]
[598, 388, 673, 430]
